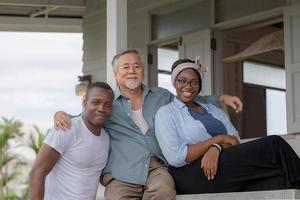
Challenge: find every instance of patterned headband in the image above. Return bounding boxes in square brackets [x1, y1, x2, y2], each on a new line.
[171, 56, 208, 87]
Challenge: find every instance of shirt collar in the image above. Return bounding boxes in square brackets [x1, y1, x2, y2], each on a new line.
[173, 96, 211, 111]
[114, 84, 151, 100]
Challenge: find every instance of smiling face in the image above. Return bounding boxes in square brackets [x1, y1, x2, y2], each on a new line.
[83, 87, 113, 133]
[175, 68, 201, 104]
[114, 52, 144, 91]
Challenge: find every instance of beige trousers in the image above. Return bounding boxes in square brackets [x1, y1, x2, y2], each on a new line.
[102, 156, 176, 200]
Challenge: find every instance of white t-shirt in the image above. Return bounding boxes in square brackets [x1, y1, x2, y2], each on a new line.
[44, 116, 110, 200]
[131, 108, 149, 135]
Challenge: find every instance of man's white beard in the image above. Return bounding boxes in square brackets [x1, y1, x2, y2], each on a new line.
[125, 79, 141, 90]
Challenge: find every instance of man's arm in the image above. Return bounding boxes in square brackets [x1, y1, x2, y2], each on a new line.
[29, 144, 61, 200]
[219, 95, 243, 113]
[203, 95, 243, 113]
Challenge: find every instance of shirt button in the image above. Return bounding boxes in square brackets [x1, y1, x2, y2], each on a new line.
[145, 164, 148, 167]
[127, 113, 130, 116]
[135, 126, 139, 129]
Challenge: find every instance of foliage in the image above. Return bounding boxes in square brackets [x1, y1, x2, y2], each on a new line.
[0, 118, 23, 199]
[21, 126, 46, 199]
[28, 125, 45, 156]
[0, 191, 22, 200]
[0, 117, 46, 200]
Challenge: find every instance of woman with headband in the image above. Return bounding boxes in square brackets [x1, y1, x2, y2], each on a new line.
[155, 58, 300, 194]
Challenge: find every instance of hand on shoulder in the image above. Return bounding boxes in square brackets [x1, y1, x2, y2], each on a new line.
[54, 111, 71, 131]
[219, 95, 243, 113]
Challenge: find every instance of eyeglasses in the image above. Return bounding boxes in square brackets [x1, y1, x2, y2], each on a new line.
[176, 78, 199, 87]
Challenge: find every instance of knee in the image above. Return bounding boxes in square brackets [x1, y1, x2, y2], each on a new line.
[267, 135, 286, 144]
[151, 183, 176, 199]
[147, 173, 176, 199]
[265, 135, 292, 151]
[268, 135, 283, 140]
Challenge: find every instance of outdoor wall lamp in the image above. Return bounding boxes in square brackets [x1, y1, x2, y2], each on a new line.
[75, 75, 92, 96]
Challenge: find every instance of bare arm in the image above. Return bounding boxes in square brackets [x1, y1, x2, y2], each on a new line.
[187, 135, 239, 180]
[29, 144, 61, 200]
[186, 134, 239, 163]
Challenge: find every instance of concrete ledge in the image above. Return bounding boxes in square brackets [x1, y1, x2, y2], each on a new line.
[96, 190, 300, 200]
[177, 189, 300, 200]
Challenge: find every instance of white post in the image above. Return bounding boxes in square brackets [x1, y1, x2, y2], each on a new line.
[106, 0, 127, 89]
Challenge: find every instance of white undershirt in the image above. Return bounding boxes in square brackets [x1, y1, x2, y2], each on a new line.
[131, 108, 149, 135]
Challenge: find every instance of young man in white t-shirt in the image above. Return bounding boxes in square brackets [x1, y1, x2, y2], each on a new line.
[29, 82, 114, 200]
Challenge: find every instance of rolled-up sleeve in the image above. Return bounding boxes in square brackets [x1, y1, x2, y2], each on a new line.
[155, 107, 188, 167]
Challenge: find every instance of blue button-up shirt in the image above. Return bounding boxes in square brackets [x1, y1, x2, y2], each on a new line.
[104, 85, 221, 185]
[155, 97, 239, 168]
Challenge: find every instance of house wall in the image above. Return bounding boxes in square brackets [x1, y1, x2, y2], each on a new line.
[82, 0, 151, 84]
[151, 0, 212, 40]
[82, 0, 293, 84]
[128, 7, 151, 84]
[215, 0, 286, 23]
[82, 0, 106, 82]
[82, 0, 300, 135]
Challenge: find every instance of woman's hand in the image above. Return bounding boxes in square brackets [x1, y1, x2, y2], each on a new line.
[54, 111, 71, 131]
[201, 147, 220, 180]
[219, 95, 243, 113]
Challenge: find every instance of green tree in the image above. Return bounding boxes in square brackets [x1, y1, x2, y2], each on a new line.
[28, 125, 45, 155]
[21, 125, 46, 200]
[0, 118, 23, 200]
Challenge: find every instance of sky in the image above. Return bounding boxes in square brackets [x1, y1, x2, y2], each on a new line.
[0, 32, 83, 133]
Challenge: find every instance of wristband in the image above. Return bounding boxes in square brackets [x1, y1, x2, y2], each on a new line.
[209, 143, 223, 153]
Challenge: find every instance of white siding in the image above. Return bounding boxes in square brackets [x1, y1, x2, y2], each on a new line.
[128, 9, 150, 84]
[215, 0, 286, 23]
[82, 0, 106, 82]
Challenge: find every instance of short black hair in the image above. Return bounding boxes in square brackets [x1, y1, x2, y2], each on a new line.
[171, 59, 202, 93]
[85, 82, 114, 99]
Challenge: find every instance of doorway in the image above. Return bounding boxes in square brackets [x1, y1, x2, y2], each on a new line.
[222, 21, 286, 138]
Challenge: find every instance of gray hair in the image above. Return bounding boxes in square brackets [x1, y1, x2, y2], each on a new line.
[111, 49, 144, 73]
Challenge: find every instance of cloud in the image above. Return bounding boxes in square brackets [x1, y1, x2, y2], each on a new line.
[0, 32, 83, 132]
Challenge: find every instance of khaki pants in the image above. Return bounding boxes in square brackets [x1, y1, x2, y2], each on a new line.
[102, 156, 176, 200]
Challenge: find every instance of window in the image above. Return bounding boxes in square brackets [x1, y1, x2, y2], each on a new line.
[157, 46, 178, 94]
[243, 61, 285, 89]
[266, 89, 287, 135]
[243, 61, 287, 135]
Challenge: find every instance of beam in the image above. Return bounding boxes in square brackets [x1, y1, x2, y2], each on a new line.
[106, 0, 127, 89]
[29, 6, 59, 18]
[0, 0, 85, 8]
[0, 16, 82, 32]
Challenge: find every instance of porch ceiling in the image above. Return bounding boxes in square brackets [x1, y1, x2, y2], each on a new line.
[0, 0, 85, 19]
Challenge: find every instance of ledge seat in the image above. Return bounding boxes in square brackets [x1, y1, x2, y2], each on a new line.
[176, 189, 300, 200]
